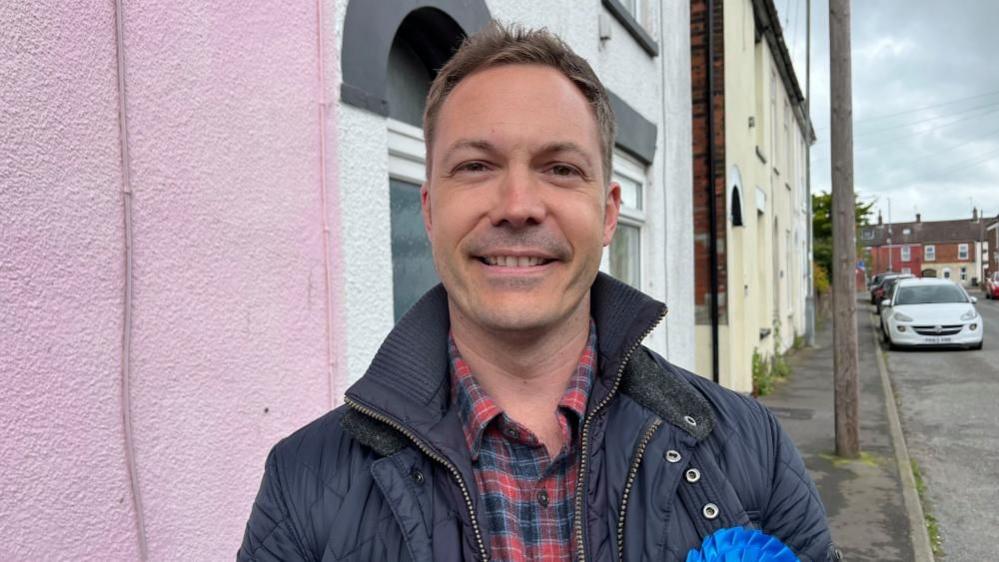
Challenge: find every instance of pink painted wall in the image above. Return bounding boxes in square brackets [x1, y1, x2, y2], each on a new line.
[1, 1, 341, 559]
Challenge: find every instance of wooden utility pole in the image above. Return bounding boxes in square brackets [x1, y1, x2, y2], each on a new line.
[829, 0, 860, 457]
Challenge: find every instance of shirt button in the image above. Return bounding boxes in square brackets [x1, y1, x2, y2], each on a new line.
[665, 449, 682, 463]
[537, 490, 549, 508]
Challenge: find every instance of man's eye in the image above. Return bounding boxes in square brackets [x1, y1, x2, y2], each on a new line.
[550, 164, 580, 177]
[455, 162, 489, 173]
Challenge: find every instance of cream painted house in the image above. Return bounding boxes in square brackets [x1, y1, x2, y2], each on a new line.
[691, 0, 814, 393]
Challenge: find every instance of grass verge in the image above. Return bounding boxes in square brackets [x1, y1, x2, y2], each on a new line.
[910, 459, 944, 557]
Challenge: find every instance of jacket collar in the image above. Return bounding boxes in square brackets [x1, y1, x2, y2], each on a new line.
[343, 272, 668, 447]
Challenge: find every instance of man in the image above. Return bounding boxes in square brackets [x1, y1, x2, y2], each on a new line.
[239, 23, 835, 562]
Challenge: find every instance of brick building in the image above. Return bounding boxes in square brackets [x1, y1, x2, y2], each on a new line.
[860, 210, 995, 287]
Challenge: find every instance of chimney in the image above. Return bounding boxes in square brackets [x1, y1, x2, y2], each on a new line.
[878, 211, 883, 225]
[973, 207, 979, 222]
[916, 213, 921, 223]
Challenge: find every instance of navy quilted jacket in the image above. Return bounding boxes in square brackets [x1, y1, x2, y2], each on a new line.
[238, 274, 836, 561]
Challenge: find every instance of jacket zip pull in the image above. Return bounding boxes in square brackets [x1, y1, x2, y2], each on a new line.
[343, 397, 490, 561]
[616, 417, 664, 561]
[573, 305, 669, 562]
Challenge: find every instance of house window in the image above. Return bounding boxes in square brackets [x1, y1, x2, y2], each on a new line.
[387, 120, 438, 322]
[901, 246, 911, 262]
[607, 151, 646, 289]
[925, 245, 935, 261]
[862, 228, 874, 240]
[943, 268, 952, 279]
[960, 266, 967, 281]
[903, 227, 911, 235]
[901, 267, 911, 275]
[619, 0, 657, 35]
[959, 243, 969, 260]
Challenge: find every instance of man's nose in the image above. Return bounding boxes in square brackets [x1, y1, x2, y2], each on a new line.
[487, 165, 547, 228]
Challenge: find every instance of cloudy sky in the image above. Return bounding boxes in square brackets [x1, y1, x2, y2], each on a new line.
[776, 0, 999, 224]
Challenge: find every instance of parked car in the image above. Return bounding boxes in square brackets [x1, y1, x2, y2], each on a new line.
[875, 274, 913, 314]
[869, 271, 897, 294]
[871, 273, 902, 305]
[881, 278, 983, 350]
[984, 271, 999, 299]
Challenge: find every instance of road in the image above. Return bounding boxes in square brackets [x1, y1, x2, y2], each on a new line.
[876, 290, 999, 560]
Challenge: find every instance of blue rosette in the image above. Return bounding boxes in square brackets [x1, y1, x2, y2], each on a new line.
[685, 527, 800, 562]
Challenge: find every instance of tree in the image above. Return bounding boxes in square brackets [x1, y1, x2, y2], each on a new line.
[812, 191, 875, 285]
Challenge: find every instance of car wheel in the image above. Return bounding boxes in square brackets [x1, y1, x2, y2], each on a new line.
[884, 329, 894, 350]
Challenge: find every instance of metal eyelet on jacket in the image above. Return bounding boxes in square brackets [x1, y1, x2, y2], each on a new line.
[685, 468, 701, 483]
[702, 503, 719, 520]
[683, 415, 698, 427]
[410, 468, 425, 485]
[665, 449, 682, 463]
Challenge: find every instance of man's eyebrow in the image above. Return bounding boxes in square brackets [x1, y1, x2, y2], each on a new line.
[536, 141, 595, 168]
[442, 139, 497, 159]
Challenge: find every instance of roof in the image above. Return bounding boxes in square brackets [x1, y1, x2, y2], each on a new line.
[860, 218, 992, 247]
[750, 0, 816, 143]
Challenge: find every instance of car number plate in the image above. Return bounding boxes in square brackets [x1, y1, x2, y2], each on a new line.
[922, 336, 952, 343]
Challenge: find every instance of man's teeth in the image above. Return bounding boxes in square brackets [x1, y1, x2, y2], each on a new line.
[483, 256, 548, 267]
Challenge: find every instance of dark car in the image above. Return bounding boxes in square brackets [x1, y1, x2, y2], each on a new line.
[871, 273, 901, 305]
[985, 271, 999, 299]
[876, 274, 914, 314]
[869, 271, 897, 293]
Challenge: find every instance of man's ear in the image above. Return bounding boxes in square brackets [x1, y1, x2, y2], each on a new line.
[603, 181, 622, 247]
[420, 182, 432, 237]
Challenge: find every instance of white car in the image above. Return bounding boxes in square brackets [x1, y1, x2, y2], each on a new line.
[881, 278, 983, 350]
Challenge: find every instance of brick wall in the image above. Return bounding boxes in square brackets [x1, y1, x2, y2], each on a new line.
[690, 0, 727, 325]
[926, 241, 975, 263]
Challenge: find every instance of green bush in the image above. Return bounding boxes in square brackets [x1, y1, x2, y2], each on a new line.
[753, 320, 795, 396]
[752, 349, 772, 396]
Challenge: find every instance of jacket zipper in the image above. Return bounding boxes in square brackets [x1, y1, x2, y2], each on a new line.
[573, 305, 669, 562]
[616, 417, 663, 561]
[343, 397, 490, 562]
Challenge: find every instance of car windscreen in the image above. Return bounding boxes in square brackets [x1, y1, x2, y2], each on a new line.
[894, 284, 968, 305]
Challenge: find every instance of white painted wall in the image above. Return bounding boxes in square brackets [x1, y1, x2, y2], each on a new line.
[332, 0, 695, 382]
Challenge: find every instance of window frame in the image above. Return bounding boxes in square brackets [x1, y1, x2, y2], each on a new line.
[924, 244, 935, 261]
[959, 243, 969, 260]
[604, 150, 648, 289]
[901, 245, 911, 262]
[602, 0, 659, 56]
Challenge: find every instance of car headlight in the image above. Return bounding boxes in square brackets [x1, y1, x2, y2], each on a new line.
[893, 312, 913, 322]
[961, 309, 978, 321]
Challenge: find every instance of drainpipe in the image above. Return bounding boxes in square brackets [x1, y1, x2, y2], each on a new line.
[706, 0, 721, 384]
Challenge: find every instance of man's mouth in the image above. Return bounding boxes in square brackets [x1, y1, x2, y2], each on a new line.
[477, 255, 556, 267]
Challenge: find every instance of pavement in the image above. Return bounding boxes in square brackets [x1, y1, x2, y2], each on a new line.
[759, 298, 925, 561]
[876, 289, 999, 561]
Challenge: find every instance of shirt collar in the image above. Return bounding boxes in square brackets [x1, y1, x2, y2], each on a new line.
[449, 320, 597, 459]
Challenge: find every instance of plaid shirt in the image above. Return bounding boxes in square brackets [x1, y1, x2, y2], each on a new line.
[448, 321, 597, 562]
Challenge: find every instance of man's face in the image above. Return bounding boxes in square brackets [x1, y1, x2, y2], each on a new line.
[421, 64, 621, 334]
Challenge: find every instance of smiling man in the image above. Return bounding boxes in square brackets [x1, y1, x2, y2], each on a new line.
[239, 23, 835, 562]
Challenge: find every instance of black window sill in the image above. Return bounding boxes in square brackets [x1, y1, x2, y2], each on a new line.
[602, 0, 659, 57]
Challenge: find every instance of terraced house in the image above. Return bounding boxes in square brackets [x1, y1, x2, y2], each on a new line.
[861, 209, 997, 287]
[691, 0, 815, 393]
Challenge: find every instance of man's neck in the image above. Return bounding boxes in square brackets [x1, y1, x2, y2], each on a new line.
[449, 300, 592, 455]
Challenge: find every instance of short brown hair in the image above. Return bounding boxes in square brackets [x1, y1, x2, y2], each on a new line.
[423, 22, 616, 184]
